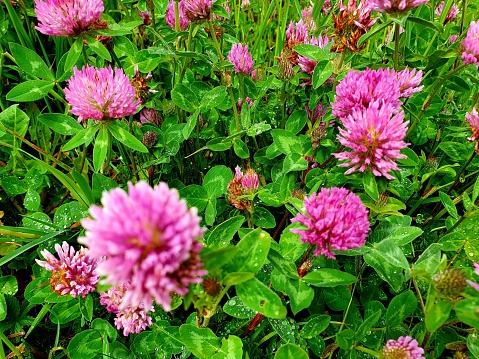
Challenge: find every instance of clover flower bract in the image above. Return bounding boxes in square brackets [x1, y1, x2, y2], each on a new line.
[380, 336, 425, 359]
[291, 187, 370, 259]
[227, 44, 254, 74]
[34, 0, 104, 37]
[36, 242, 99, 298]
[64, 66, 140, 122]
[80, 181, 206, 311]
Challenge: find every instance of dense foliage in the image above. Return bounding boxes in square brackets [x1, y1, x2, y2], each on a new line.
[1, 0, 479, 358]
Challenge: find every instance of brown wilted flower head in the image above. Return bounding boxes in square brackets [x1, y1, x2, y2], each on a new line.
[331, 0, 376, 53]
[433, 268, 467, 299]
[131, 66, 156, 104]
[202, 277, 221, 296]
[276, 48, 295, 80]
[226, 166, 259, 212]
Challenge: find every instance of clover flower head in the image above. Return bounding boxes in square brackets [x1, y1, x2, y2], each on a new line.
[166, 0, 190, 30]
[449, 34, 458, 43]
[136, 7, 151, 25]
[334, 101, 409, 179]
[241, 0, 250, 6]
[183, 0, 213, 22]
[291, 187, 370, 259]
[34, 0, 104, 37]
[367, 0, 429, 13]
[435, 1, 459, 24]
[466, 108, 479, 142]
[36, 242, 99, 298]
[462, 21, 479, 65]
[100, 282, 153, 336]
[332, 68, 402, 120]
[80, 181, 206, 311]
[140, 108, 162, 126]
[395, 67, 424, 98]
[286, 20, 309, 48]
[64, 66, 140, 122]
[380, 336, 425, 359]
[227, 44, 254, 74]
[466, 262, 479, 291]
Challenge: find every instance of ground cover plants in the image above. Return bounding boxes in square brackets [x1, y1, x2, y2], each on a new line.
[0, 0, 479, 357]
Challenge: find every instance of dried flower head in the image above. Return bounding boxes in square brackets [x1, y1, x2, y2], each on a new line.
[380, 336, 425, 359]
[332, 0, 376, 53]
[335, 101, 409, 179]
[227, 44, 254, 74]
[434, 268, 467, 299]
[462, 21, 479, 65]
[226, 166, 259, 211]
[435, 1, 459, 24]
[36, 242, 100, 298]
[79, 181, 206, 311]
[34, 0, 104, 37]
[141, 131, 158, 148]
[166, 0, 190, 30]
[368, 0, 429, 13]
[183, 0, 213, 22]
[64, 66, 140, 122]
[202, 277, 221, 296]
[100, 282, 153, 336]
[291, 187, 370, 259]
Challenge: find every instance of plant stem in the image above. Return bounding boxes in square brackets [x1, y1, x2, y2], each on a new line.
[355, 345, 380, 357]
[0, 331, 23, 359]
[447, 151, 476, 195]
[393, 22, 400, 70]
[228, 86, 241, 133]
[207, 21, 224, 61]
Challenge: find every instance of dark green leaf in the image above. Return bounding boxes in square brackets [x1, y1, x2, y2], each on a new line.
[179, 325, 220, 358]
[171, 83, 199, 112]
[204, 216, 245, 248]
[37, 114, 84, 135]
[439, 191, 459, 219]
[62, 125, 99, 151]
[67, 330, 103, 359]
[301, 315, 331, 339]
[363, 170, 379, 201]
[386, 290, 417, 327]
[202, 247, 239, 271]
[64, 37, 83, 74]
[93, 125, 110, 172]
[232, 228, 271, 273]
[303, 269, 357, 287]
[85, 35, 112, 61]
[109, 122, 148, 153]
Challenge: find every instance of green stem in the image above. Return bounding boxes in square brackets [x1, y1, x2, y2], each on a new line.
[447, 151, 476, 195]
[393, 22, 400, 70]
[0, 331, 23, 359]
[280, 81, 287, 129]
[423, 31, 438, 58]
[406, 64, 468, 138]
[174, 0, 181, 33]
[228, 87, 241, 133]
[354, 345, 380, 357]
[207, 22, 224, 61]
[81, 39, 89, 66]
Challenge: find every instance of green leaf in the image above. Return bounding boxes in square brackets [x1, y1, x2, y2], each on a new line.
[412, 243, 443, 279]
[211, 336, 243, 359]
[171, 83, 199, 112]
[285, 110, 307, 135]
[93, 125, 110, 172]
[472, 175, 479, 203]
[312, 60, 333, 89]
[232, 228, 271, 273]
[357, 19, 392, 47]
[467, 334, 479, 358]
[386, 290, 418, 327]
[109, 122, 148, 153]
[9, 42, 54, 80]
[363, 170, 379, 201]
[24, 189, 41, 211]
[67, 330, 103, 359]
[301, 315, 331, 339]
[252, 207, 276, 228]
[355, 310, 382, 342]
[274, 344, 309, 359]
[268, 248, 299, 279]
[384, 226, 423, 246]
[79, 295, 94, 322]
[223, 272, 255, 286]
[91, 318, 118, 342]
[336, 329, 355, 350]
[271, 129, 303, 155]
[1, 176, 27, 196]
[64, 37, 83, 74]
[407, 16, 442, 31]
[223, 296, 256, 318]
[0, 294, 6, 321]
[0, 276, 18, 295]
[37, 113, 84, 135]
[269, 318, 296, 343]
[204, 215, 245, 248]
[179, 325, 220, 358]
[283, 153, 308, 173]
[179, 185, 209, 212]
[200, 86, 227, 110]
[236, 277, 287, 319]
[373, 238, 410, 270]
[51, 300, 81, 324]
[85, 35, 112, 61]
[233, 139, 250, 159]
[183, 108, 200, 139]
[426, 300, 452, 332]
[363, 250, 403, 292]
[206, 137, 234, 151]
[0, 105, 30, 149]
[63, 125, 99, 151]
[293, 44, 329, 61]
[202, 247, 239, 271]
[303, 269, 357, 287]
[439, 191, 459, 219]
[455, 298, 479, 328]
[203, 165, 233, 198]
[6, 80, 54, 102]
[272, 270, 314, 314]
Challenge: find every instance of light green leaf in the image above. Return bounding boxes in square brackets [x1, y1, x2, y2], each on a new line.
[67, 330, 103, 359]
[85, 35, 112, 61]
[303, 269, 357, 287]
[363, 170, 379, 201]
[62, 125, 99, 151]
[179, 325, 220, 358]
[386, 290, 418, 327]
[274, 343, 309, 359]
[204, 216, 245, 248]
[232, 228, 271, 273]
[93, 125, 110, 172]
[38, 113, 84, 135]
[201, 86, 227, 110]
[6, 80, 54, 102]
[203, 165, 233, 198]
[10, 42, 54, 80]
[171, 83, 199, 112]
[109, 122, 148, 153]
[312, 60, 333, 89]
[439, 191, 459, 219]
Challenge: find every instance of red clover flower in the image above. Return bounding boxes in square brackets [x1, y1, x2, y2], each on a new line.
[434, 1, 459, 24]
[36, 242, 100, 298]
[227, 44, 254, 75]
[291, 187, 370, 259]
[380, 336, 425, 359]
[79, 181, 206, 311]
[462, 21, 479, 65]
[34, 0, 104, 37]
[64, 66, 140, 122]
[367, 0, 429, 13]
[183, 0, 213, 22]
